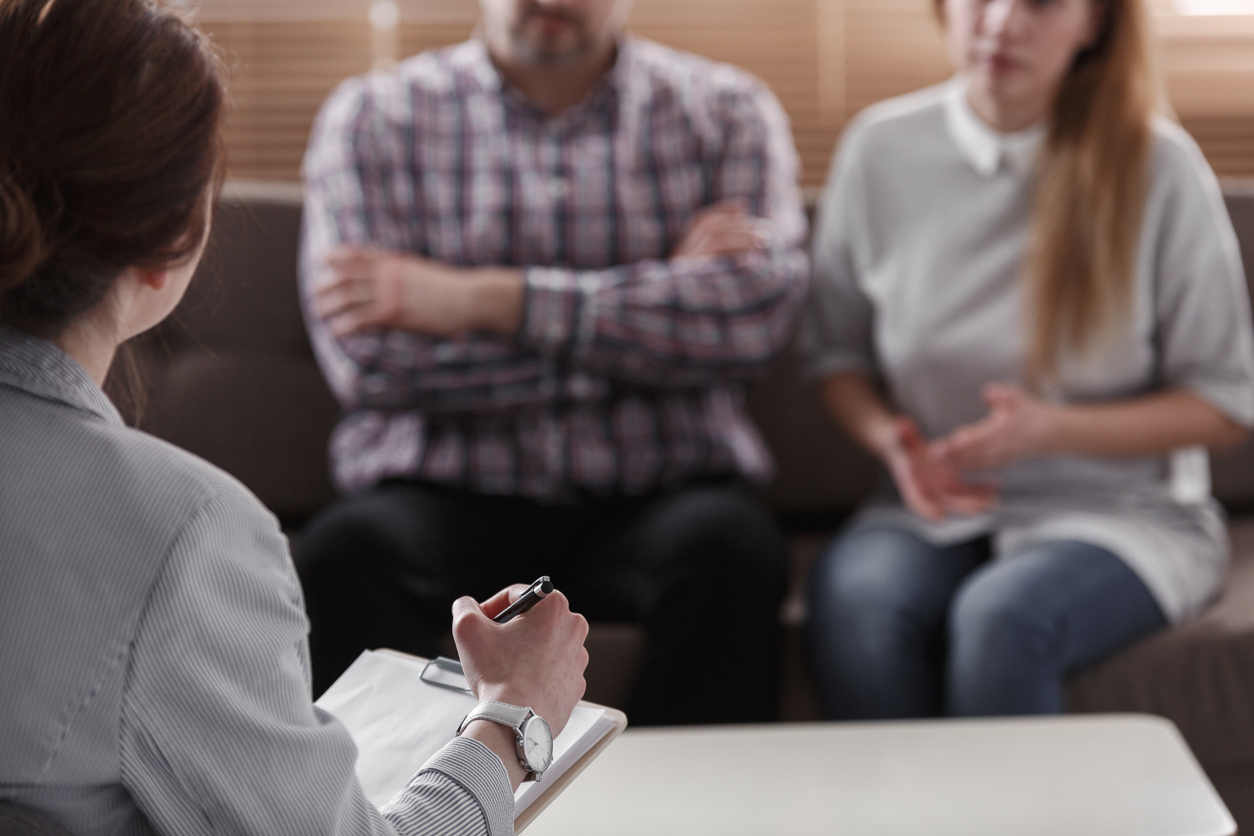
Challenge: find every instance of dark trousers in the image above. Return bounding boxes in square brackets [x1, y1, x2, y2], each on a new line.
[294, 478, 788, 725]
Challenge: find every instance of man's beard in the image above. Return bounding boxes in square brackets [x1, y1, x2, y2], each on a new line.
[508, 6, 595, 67]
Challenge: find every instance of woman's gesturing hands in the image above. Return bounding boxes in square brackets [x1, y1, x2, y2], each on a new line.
[931, 384, 1061, 473]
[884, 416, 999, 522]
[886, 384, 1062, 520]
[825, 371, 1245, 523]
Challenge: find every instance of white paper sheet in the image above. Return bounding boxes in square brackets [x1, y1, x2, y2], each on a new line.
[316, 650, 611, 813]
[513, 704, 615, 814]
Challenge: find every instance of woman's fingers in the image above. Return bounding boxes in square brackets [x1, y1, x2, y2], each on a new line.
[934, 417, 1006, 471]
[939, 480, 1000, 514]
[889, 450, 945, 521]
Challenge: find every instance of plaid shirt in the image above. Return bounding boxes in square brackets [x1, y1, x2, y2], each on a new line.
[301, 36, 808, 500]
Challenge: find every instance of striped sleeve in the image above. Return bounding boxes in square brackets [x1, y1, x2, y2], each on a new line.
[119, 486, 513, 836]
[384, 738, 514, 836]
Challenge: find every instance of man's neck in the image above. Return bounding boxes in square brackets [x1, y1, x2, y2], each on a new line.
[490, 42, 619, 116]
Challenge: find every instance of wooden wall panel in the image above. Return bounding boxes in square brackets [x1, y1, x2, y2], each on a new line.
[631, 21, 827, 181]
[195, 1, 1254, 185]
[845, 0, 950, 116]
[204, 21, 373, 180]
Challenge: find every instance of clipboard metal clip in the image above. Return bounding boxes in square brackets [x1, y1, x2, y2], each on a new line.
[420, 655, 473, 695]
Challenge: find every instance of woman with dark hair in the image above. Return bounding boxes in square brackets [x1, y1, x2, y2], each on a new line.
[801, 0, 1254, 719]
[0, 1, 587, 833]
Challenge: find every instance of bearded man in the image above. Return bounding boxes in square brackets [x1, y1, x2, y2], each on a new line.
[296, 0, 808, 725]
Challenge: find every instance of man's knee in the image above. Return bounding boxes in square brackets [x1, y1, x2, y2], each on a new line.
[297, 499, 382, 573]
[294, 486, 441, 587]
[650, 486, 787, 580]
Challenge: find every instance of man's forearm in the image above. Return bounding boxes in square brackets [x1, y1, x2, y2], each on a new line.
[519, 247, 809, 386]
[462, 268, 525, 338]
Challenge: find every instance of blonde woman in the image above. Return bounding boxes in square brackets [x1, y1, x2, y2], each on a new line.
[800, 0, 1254, 718]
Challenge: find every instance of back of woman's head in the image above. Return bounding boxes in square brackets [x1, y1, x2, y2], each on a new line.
[0, 0, 224, 338]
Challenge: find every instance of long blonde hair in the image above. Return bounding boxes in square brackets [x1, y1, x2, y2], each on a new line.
[936, 0, 1162, 385]
[1027, 0, 1159, 385]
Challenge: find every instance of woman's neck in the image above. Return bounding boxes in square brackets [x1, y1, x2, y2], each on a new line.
[53, 316, 118, 387]
[966, 84, 1051, 134]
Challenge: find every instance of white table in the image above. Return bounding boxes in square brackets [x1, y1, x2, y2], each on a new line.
[525, 714, 1235, 836]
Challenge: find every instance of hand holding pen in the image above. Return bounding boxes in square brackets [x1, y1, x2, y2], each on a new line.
[494, 576, 555, 623]
[452, 576, 589, 740]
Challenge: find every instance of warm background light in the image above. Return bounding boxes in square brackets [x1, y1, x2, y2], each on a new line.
[1175, 0, 1254, 14]
[181, 0, 1254, 186]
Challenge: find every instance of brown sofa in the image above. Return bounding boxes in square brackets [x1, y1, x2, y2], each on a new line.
[130, 178, 1254, 829]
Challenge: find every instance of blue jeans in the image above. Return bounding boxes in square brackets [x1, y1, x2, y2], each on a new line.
[805, 525, 1169, 718]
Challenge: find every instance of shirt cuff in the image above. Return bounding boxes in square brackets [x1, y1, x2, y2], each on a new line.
[801, 351, 876, 383]
[1181, 377, 1254, 429]
[520, 267, 598, 356]
[405, 736, 516, 836]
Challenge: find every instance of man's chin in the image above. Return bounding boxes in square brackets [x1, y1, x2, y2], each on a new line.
[513, 34, 595, 67]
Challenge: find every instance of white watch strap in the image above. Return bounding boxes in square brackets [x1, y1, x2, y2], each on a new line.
[458, 700, 531, 734]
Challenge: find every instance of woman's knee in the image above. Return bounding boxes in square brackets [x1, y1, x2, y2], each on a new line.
[946, 566, 1065, 716]
[807, 528, 965, 671]
[810, 527, 957, 619]
[950, 571, 1056, 664]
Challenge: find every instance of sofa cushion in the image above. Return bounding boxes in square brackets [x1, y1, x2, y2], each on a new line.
[1065, 517, 1254, 772]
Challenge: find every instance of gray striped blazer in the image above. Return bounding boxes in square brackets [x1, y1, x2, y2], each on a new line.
[0, 330, 513, 836]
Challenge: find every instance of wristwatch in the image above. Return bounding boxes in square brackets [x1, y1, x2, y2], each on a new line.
[457, 700, 554, 782]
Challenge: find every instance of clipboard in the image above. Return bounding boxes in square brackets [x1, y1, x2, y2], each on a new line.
[322, 648, 627, 833]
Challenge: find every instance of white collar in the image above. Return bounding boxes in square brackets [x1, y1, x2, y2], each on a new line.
[944, 76, 1046, 178]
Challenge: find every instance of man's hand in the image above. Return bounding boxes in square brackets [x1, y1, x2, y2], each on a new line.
[672, 201, 772, 260]
[931, 384, 1061, 472]
[451, 585, 589, 787]
[312, 246, 524, 338]
[883, 416, 999, 522]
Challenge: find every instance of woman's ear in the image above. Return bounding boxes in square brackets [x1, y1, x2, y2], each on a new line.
[136, 267, 172, 292]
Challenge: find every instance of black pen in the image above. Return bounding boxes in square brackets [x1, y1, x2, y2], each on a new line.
[493, 575, 554, 623]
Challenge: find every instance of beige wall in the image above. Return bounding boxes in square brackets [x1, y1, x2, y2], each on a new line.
[200, 0, 1254, 186]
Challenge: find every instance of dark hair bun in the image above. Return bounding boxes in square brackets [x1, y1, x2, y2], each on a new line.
[0, 0, 224, 337]
[0, 166, 42, 294]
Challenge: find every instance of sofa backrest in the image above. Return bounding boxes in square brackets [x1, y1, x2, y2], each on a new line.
[136, 180, 1254, 526]
[137, 183, 339, 524]
[1211, 182, 1254, 511]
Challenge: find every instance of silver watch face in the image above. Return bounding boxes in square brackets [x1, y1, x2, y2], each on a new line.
[520, 715, 553, 773]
